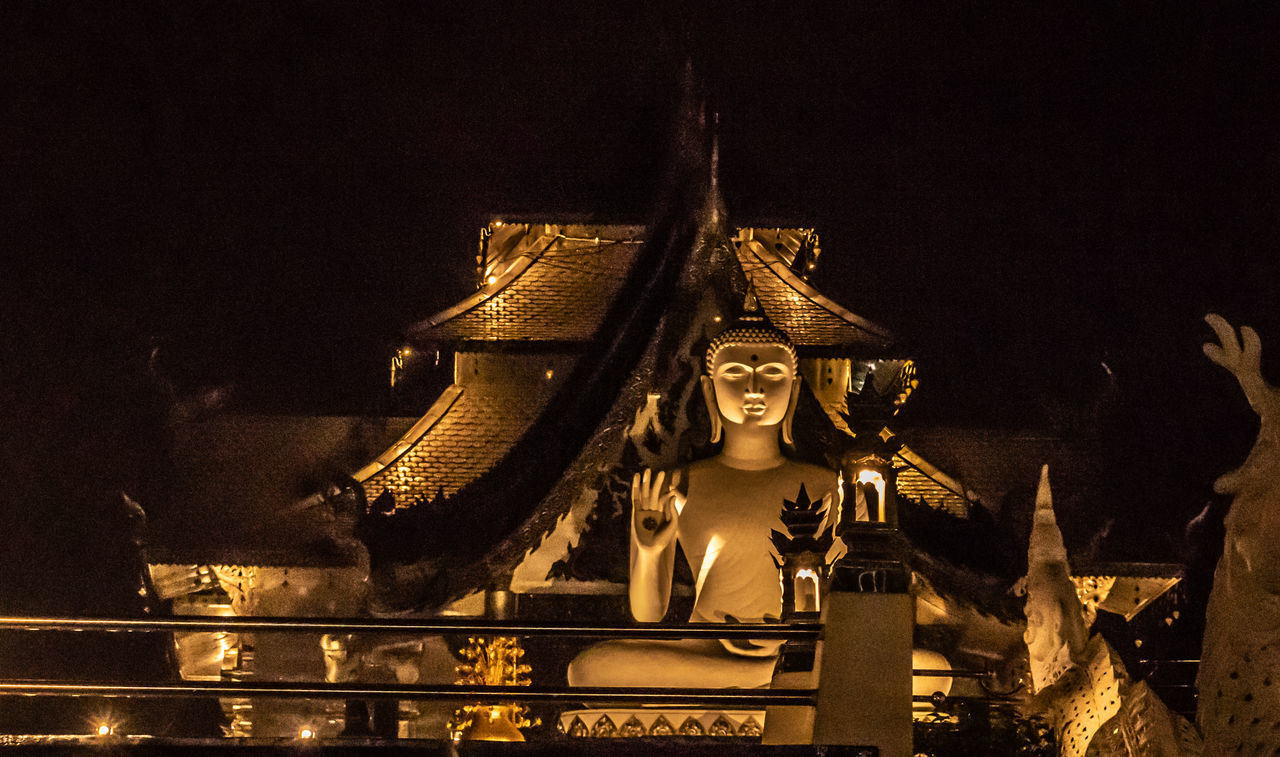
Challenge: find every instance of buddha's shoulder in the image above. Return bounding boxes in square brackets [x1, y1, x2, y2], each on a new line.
[784, 461, 841, 493]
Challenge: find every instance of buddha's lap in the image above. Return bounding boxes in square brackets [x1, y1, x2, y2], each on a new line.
[566, 638, 776, 688]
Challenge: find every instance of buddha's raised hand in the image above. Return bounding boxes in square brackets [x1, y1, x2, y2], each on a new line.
[631, 468, 681, 551]
[1204, 314, 1280, 420]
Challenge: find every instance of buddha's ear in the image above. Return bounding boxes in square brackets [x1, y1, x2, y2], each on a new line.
[700, 375, 722, 444]
[781, 376, 802, 445]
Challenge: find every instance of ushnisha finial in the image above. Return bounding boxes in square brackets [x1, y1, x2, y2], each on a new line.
[704, 292, 797, 374]
[744, 280, 760, 314]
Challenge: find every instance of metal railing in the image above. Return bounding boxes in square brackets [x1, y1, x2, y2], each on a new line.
[0, 614, 819, 710]
[0, 615, 821, 640]
[0, 615, 1011, 709]
[0, 680, 814, 709]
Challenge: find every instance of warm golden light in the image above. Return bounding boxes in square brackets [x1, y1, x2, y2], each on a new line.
[298, 727, 315, 739]
[462, 705, 527, 742]
[487, 275, 498, 285]
[855, 469, 887, 522]
[544, 369, 554, 380]
[96, 724, 113, 737]
[795, 568, 821, 613]
[450, 637, 534, 741]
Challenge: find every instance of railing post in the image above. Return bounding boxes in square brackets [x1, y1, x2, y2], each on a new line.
[822, 497, 916, 754]
[765, 487, 915, 754]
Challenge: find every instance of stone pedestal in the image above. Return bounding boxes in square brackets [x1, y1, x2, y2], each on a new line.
[765, 591, 912, 755]
[815, 592, 912, 754]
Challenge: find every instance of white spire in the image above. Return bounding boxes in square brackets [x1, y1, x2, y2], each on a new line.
[1030, 464, 1068, 565]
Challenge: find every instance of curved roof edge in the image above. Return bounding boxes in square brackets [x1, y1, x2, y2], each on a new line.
[897, 444, 969, 502]
[406, 245, 546, 343]
[352, 385, 463, 483]
[737, 235, 895, 348]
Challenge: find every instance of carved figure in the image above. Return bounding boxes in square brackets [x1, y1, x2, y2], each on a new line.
[1024, 466, 1089, 698]
[1198, 314, 1280, 754]
[1024, 466, 1202, 757]
[567, 311, 840, 688]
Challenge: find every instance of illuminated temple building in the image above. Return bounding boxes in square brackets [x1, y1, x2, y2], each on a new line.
[143, 182, 1186, 747]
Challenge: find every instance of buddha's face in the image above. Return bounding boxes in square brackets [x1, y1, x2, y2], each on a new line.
[709, 343, 797, 427]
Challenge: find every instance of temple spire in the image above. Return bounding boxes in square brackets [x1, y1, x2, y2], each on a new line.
[707, 111, 721, 226]
[697, 106, 726, 232]
[1029, 464, 1068, 565]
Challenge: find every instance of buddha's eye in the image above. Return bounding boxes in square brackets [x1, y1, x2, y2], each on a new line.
[718, 364, 751, 380]
[758, 364, 789, 381]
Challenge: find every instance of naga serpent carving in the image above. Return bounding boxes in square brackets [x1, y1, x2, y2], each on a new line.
[1198, 314, 1280, 755]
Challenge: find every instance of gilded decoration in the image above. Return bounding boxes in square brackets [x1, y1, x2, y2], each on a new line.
[448, 636, 534, 742]
[558, 709, 766, 739]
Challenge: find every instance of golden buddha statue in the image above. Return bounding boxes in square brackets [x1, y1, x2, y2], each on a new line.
[567, 312, 840, 688]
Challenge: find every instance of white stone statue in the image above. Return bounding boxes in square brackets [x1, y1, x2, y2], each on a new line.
[1024, 466, 1090, 698]
[1024, 466, 1202, 757]
[1197, 314, 1280, 754]
[567, 312, 840, 688]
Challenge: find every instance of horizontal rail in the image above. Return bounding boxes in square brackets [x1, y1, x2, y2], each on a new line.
[0, 616, 820, 640]
[911, 669, 989, 679]
[0, 680, 814, 708]
[912, 694, 1019, 705]
[1138, 659, 1199, 664]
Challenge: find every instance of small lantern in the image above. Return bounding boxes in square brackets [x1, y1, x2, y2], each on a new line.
[832, 452, 910, 594]
[846, 454, 896, 527]
[771, 484, 836, 620]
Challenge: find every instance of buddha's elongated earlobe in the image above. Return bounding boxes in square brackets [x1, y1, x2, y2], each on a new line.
[700, 375, 722, 444]
[781, 378, 801, 445]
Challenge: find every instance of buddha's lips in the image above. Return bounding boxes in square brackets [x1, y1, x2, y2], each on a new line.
[742, 402, 766, 415]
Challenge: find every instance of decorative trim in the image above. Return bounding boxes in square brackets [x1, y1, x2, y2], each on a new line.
[736, 236, 894, 346]
[352, 385, 463, 483]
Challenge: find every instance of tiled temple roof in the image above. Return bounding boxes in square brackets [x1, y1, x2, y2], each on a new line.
[896, 427, 1102, 514]
[896, 445, 971, 518]
[380, 223, 902, 514]
[410, 223, 896, 355]
[409, 224, 646, 345]
[355, 352, 573, 508]
[357, 386, 543, 504]
[733, 228, 895, 354]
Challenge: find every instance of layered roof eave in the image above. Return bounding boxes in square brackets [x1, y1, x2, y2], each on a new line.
[353, 385, 463, 483]
[734, 234, 896, 357]
[406, 247, 542, 345]
[407, 223, 647, 347]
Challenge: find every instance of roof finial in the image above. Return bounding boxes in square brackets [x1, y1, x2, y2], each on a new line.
[710, 111, 720, 201]
[703, 108, 723, 227]
[744, 279, 760, 314]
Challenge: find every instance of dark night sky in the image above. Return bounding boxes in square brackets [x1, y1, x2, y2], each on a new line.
[4, 2, 1280, 555]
